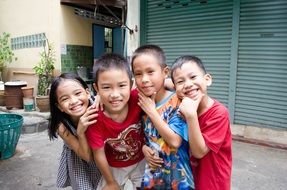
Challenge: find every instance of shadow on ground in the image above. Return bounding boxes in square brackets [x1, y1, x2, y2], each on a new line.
[0, 131, 287, 190]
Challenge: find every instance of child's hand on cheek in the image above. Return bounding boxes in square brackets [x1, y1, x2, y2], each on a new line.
[77, 106, 98, 136]
[91, 94, 104, 111]
[179, 93, 204, 118]
[138, 91, 157, 116]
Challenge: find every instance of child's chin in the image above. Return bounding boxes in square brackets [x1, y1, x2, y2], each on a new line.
[139, 89, 153, 97]
[144, 91, 154, 97]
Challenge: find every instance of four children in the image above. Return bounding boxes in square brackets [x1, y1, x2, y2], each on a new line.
[50, 45, 232, 190]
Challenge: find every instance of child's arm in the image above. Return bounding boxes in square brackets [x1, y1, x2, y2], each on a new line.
[179, 96, 209, 158]
[93, 148, 120, 190]
[58, 106, 98, 162]
[138, 92, 182, 148]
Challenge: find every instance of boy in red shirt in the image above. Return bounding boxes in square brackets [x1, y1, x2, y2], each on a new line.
[86, 53, 145, 190]
[171, 55, 232, 190]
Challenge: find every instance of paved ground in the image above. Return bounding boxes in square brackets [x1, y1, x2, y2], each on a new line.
[0, 131, 287, 190]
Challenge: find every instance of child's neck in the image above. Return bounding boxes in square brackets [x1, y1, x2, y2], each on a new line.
[104, 105, 129, 123]
[155, 88, 171, 104]
[198, 95, 214, 116]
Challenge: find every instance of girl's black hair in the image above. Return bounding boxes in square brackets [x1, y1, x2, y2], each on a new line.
[48, 73, 89, 140]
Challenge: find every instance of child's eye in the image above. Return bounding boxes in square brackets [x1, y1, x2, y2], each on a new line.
[120, 84, 127, 88]
[60, 97, 68, 102]
[134, 73, 141, 76]
[190, 75, 197, 79]
[148, 71, 154, 74]
[176, 80, 183, 85]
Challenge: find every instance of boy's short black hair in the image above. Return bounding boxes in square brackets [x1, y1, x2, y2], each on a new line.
[93, 53, 132, 87]
[170, 55, 207, 83]
[131, 44, 167, 71]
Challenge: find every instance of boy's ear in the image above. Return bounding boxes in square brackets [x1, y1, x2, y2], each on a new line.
[93, 83, 99, 92]
[205, 73, 212, 86]
[130, 79, 135, 89]
[163, 66, 170, 78]
[85, 88, 91, 96]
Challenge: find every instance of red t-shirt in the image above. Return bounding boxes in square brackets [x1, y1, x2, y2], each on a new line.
[86, 89, 144, 167]
[190, 100, 232, 190]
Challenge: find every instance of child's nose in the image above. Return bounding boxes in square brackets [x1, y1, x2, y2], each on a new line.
[142, 74, 149, 83]
[109, 90, 120, 98]
[184, 80, 194, 88]
[70, 96, 78, 103]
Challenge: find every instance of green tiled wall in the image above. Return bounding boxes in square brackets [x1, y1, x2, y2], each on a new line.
[61, 45, 93, 78]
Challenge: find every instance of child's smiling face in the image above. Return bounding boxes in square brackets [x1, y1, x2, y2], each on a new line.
[132, 54, 168, 97]
[95, 68, 131, 115]
[172, 61, 212, 100]
[56, 79, 90, 120]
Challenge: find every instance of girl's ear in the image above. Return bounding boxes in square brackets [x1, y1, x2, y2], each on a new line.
[205, 73, 212, 86]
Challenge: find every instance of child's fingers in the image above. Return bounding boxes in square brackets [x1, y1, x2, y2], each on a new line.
[86, 113, 98, 121]
[86, 119, 97, 126]
[148, 157, 163, 168]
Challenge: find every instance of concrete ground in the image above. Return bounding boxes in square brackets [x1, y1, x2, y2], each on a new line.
[0, 131, 286, 190]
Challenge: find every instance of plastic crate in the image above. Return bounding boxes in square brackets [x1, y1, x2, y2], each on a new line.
[0, 114, 23, 160]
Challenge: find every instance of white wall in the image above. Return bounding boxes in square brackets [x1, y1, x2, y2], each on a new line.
[0, 0, 61, 70]
[126, 0, 140, 56]
[60, 5, 94, 46]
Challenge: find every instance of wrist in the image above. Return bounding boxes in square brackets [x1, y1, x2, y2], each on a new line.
[148, 108, 159, 118]
[185, 111, 198, 120]
[106, 178, 117, 184]
[77, 132, 86, 138]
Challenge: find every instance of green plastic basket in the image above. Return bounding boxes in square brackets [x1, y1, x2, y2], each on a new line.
[0, 114, 23, 160]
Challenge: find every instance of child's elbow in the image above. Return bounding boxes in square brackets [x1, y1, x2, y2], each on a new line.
[168, 140, 181, 149]
[192, 149, 208, 159]
[192, 152, 205, 159]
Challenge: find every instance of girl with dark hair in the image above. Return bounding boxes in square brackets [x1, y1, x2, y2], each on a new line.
[48, 73, 101, 190]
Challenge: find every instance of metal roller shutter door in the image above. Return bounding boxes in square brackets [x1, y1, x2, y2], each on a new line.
[142, 0, 233, 106]
[235, 0, 287, 129]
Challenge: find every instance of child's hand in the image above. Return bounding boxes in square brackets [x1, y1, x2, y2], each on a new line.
[164, 78, 175, 91]
[179, 93, 204, 118]
[142, 145, 163, 169]
[77, 106, 98, 136]
[138, 92, 157, 116]
[103, 182, 120, 190]
[91, 94, 104, 111]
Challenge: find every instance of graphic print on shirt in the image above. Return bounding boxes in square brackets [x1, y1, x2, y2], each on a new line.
[105, 122, 143, 161]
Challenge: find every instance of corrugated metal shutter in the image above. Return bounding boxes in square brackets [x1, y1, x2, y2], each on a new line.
[235, 0, 287, 128]
[143, 0, 233, 105]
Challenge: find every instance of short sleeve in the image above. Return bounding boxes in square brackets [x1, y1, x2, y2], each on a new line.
[200, 104, 230, 153]
[168, 110, 188, 142]
[86, 123, 105, 150]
